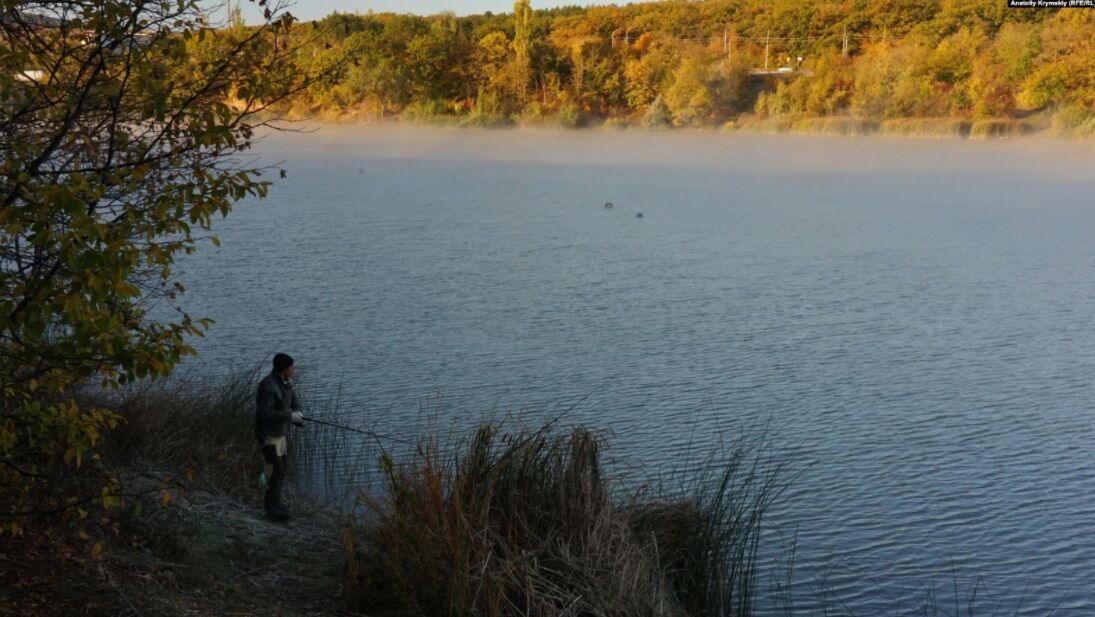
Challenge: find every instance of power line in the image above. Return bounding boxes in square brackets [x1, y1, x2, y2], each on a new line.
[594, 31, 877, 44]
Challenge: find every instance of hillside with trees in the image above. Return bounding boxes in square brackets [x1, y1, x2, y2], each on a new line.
[281, 0, 1094, 136]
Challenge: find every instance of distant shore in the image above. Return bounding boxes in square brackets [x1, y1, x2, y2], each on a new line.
[267, 108, 1091, 141]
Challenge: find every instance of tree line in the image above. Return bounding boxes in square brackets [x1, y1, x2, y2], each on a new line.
[281, 0, 1094, 134]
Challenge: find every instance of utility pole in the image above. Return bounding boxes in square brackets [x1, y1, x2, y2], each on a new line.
[842, 24, 848, 57]
[723, 29, 728, 57]
[764, 29, 770, 70]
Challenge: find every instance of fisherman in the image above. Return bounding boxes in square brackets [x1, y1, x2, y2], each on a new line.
[255, 352, 305, 522]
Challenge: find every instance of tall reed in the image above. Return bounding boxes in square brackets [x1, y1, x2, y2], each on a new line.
[969, 119, 1032, 139]
[789, 117, 879, 136]
[344, 422, 783, 617]
[880, 118, 973, 138]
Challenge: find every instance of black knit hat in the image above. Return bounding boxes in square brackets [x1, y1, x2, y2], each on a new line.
[273, 353, 294, 373]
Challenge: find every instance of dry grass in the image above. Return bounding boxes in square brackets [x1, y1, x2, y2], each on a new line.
[91, 369, 262, 493]
[969, 119, 1034, 139]
[732, 115, 879, 137]
[344, 423, 782, 617]
[879, 118, 973, 138]
[790, 117, 879, 136]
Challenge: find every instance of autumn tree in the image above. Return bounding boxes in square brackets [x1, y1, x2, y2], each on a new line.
[664, 52, 716, 126]
[251, 1, 1094, 130]
[0, 0, 323, 522]
[512, 0, 532, 102]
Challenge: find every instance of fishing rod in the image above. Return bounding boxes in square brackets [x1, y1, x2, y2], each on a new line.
[302, 416, 416, 446]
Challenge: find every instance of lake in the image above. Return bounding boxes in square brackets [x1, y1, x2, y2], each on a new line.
[176, 126, 1095, 615]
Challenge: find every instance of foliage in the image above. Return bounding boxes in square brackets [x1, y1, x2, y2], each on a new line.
[96, 369, 261, 491]
[512, 0, 533, 102]
[556, 100, 581, 128]
[0, 0, 326, 529]
[274, 1, 1092, 133]
[641, 95, 672, 128]
[665, 53, 717, 126]
[1052, 103, 1095, 138]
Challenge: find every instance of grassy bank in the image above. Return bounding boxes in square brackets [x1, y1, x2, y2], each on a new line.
[295, 108, 1091, 141]
[6, 371, 786, 616]
[1, 370, 346, 616]
[96, 369, 261, 492]
[729, 114, 1065, 140]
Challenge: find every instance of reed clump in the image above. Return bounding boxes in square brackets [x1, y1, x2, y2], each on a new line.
[733, 115, 881, 136]
[344, 423, 781, 617]
[880, 118, 973, 138]
[969, 119, 1033, 139]
[790, 117, 879, 136]
[750, 115, 797, 134]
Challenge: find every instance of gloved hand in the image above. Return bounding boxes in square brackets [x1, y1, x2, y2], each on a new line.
[291, 411, 305, 426]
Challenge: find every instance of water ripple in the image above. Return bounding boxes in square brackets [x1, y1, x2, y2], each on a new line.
[176, 130, 1095, 615]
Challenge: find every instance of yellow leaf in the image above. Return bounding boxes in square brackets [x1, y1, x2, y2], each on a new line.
[91, 542, 102, 558]
[160, 490, 172, 508]
[79, 530, 90, 541]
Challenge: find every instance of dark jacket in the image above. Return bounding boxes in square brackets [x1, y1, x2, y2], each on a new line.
[255, 371, 301, 443]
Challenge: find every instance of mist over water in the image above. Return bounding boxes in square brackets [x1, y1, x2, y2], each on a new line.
[178, 127, 1095, 614]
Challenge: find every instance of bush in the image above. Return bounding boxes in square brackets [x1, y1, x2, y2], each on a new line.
[664, 56, 716, 126]
[641, 95, 672, 129]
[463, 87, 512, 128]
[401, 99, 454, 123]
[1052, 104, 1095, 138]
[95, 369, 262, 492]
[0, 0, 308, 527]
[603, 116, 632, 130]
[556, 101, 582, 128]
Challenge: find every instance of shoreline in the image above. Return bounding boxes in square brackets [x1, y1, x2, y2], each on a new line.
[262, 111, 1093, 142]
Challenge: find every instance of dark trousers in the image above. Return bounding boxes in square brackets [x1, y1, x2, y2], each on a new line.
[262, 445, 287, 513]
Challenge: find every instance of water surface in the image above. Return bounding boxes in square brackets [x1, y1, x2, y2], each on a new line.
[178, 127, 1095, 614]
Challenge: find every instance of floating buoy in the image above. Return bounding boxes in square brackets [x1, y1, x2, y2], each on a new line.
[604, 202, 614, 209]
[636, 212, 644, 219]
